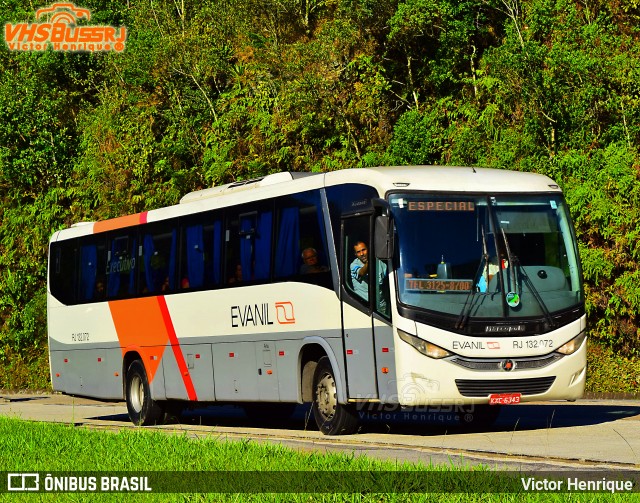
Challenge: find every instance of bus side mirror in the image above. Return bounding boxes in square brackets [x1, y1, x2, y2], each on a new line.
[375, 215, 394, 260]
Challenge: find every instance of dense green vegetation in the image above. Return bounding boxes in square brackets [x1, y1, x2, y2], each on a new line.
[0, 416, 637, 501]
[1, 0, 639, 388]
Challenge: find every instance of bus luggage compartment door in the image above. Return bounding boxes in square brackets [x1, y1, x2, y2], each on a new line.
[256, 341, 279, 401]
[212, 342, 259, 401]
[163, 343, 216, 401]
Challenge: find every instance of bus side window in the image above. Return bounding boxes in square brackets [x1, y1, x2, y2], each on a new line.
[274, 206, 301, 278]
[106, 234, 137, 299]
[374, 258, 390, 318]
[343, 216, 371, 307]
[181, 214, 222, 290]
[342, 214, 388, 315]
[274, 190, 331, 285]
[140, 224, 177, 294]
[78, 237, 106, 303]
[79, 244, 97, 302]
[226, 204, 272, 284]
[50, 240, 77, 305]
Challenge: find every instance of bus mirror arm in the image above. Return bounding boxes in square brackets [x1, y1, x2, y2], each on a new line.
[374, 215, 394, 260]
[373, 198, 394, 260]
[372, 197, 391, 215]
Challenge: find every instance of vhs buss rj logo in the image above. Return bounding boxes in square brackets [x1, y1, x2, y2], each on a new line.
[4, 2, 127, 52]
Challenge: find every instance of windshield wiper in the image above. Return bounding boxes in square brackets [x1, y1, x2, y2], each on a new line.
[455, 225, 489, 331]
[518, 263, 556, 330]
[501, 228, 519, 306]
[500, 229, 555, 330]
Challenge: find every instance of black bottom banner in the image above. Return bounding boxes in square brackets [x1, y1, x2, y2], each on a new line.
[2, 470, 639, 494]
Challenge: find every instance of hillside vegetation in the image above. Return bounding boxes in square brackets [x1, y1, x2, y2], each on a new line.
[1, 0, 639, 389]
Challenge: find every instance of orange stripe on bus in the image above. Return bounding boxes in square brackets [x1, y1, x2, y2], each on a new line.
[108, 297, 169, 384]
[93, 212, 148, 234]
[108, 296, 198, 401]
[157, 296, 198, 401]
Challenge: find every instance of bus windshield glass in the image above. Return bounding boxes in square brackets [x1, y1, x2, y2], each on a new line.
[390, 193, 583, 320]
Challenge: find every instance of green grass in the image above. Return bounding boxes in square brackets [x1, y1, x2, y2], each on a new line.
[0, 417, 638, 502]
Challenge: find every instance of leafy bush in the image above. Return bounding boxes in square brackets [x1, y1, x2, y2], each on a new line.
[561, 144, 640, 356]
[0, 344, 51, 391]
[586, 342, 640, 394]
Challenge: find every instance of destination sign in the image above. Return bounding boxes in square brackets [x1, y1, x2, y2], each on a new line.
[407, 201, 475, 212]
[405, 278, 473, 292]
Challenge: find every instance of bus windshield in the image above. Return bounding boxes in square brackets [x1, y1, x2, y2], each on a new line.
[390, 193, 583, 322]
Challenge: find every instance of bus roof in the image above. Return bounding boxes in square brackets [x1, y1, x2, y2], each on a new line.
[52, 166, 561, 241]
[180, 166, 559, 204]
[324, 166, 559, 194]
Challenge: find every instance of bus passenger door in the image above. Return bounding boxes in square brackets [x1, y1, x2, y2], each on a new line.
[341, 215, 378, 399]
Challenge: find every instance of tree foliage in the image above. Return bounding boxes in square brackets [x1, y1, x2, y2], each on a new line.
[1, 0, 640, 382]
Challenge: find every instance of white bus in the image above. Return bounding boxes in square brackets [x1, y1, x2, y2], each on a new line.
[47, 166, 586, 435]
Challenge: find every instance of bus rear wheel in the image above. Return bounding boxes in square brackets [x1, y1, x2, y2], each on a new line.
[311, 357, 358, 435]
[125, 359, 168, 426]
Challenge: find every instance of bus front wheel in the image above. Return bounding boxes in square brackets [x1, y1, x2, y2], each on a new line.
[125, 360, 166, 426]
[311, 356, 358, 435]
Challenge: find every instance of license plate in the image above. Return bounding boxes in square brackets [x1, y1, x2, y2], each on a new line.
[489, 393, 521, 405]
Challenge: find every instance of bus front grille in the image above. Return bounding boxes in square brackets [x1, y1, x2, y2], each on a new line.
[449, 353, 563, 371]
[455, 376, 556, 397]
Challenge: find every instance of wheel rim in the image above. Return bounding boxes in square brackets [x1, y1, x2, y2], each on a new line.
[130, 374, 144, 413]
[315, 371, 337, 420]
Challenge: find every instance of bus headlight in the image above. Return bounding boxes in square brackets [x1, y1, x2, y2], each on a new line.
[556, 331, 587, 355]
[397, 330, 451, 359]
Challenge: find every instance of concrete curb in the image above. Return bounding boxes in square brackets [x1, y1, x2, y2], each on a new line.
[583, 392, 640, 400]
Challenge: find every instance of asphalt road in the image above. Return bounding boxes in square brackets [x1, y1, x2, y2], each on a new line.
[1, 393, 639, 472]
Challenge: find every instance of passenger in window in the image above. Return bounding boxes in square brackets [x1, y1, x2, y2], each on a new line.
[181, 277, 190, 289]
[350, 241, 387, 305]
[300, 248, 329, 274]
[161, 276, 171, 292]
[228, 263, 243, 284]
[350, 241, 371, 300]
[95, 278, 105, 298]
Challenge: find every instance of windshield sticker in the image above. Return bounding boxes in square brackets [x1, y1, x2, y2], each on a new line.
[506, 291, 520, 308]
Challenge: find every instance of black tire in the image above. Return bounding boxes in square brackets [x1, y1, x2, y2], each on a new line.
[125, 360, 166, 426]
[311, 356, 359, 435]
